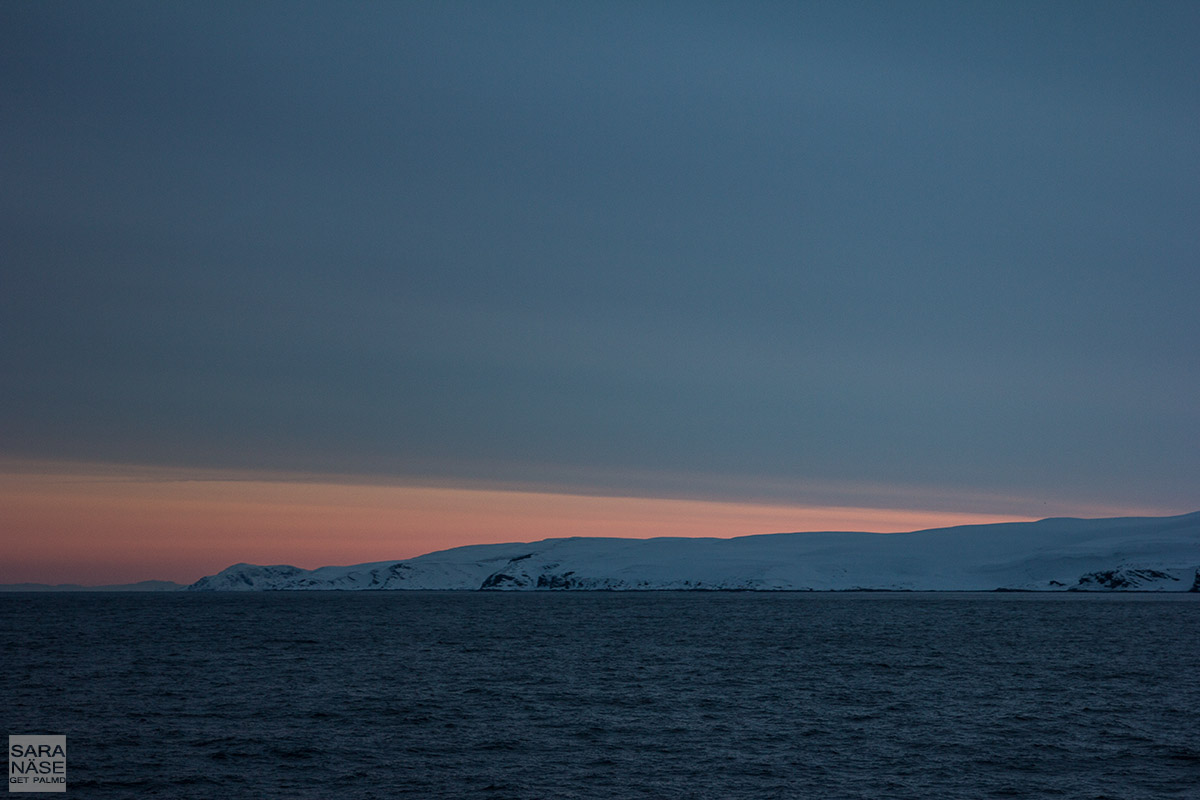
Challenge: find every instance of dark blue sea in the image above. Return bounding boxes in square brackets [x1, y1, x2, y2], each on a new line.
[3, 592, 1198, 799]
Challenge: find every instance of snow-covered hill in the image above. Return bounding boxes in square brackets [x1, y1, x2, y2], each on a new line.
[188, 512, 1200, 592]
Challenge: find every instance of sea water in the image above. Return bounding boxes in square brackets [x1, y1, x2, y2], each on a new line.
[2, 592, 1197, 798]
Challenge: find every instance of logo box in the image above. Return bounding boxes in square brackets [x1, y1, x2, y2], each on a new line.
[8, 736, 66, 793]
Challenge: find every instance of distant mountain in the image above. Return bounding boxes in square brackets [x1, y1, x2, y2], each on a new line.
[189, 512, 1200, 592]
[0, 580, 184, 592]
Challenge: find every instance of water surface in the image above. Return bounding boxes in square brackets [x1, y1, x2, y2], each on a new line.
[3, 592, 1197, 798]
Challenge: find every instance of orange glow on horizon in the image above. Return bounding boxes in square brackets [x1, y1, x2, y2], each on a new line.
[0, 461, 1169, 586]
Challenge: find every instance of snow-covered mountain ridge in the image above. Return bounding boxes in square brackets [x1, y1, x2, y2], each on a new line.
[188, 512, 1200, 592]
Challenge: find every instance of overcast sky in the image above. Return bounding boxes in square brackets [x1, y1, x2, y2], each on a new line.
[3, 1, 1198, 517]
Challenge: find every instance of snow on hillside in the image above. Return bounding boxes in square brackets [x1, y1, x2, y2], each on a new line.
[188, 512, 1200, 592]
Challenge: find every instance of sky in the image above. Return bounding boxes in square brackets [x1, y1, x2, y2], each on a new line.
[2, 2, 1198, 584]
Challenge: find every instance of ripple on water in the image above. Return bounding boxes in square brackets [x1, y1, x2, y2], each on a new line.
[1, 592, 1198, 799]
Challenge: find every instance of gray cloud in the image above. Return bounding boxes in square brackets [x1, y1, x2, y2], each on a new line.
[2, 1, 1197, 511]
